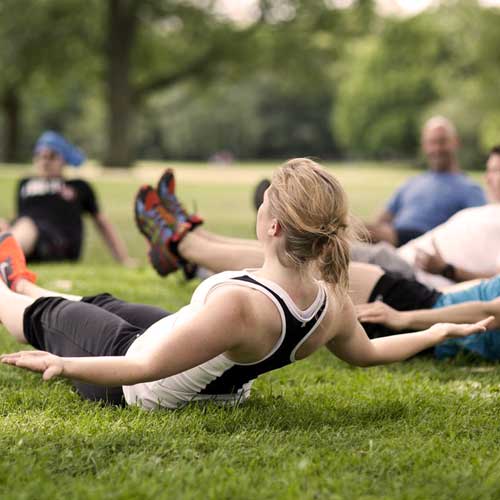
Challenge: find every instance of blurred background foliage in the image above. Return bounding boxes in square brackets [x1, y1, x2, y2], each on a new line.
[0, 0, 499, 167]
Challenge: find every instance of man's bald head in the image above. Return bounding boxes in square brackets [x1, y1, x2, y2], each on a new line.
[422, 116, 457, 138]
[421, 116, 460, 172]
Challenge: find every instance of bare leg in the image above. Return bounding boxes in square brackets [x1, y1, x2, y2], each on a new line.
[10, 217, 39, 255]
[0, 280, 34, 343]
[14, 278, 82, 301]
[180, 232, 391, 306]
[348, 263, 385, 305]
[195, 228, 262, 248]
[178, 230, 264, 273]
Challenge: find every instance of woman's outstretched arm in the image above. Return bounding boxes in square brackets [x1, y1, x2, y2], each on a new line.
[1, 287, 258, 385]
[327, 298, 493, 367]
[355, 299, 500, 331]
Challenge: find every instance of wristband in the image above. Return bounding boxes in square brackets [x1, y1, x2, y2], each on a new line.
[441, 264, 456, 280]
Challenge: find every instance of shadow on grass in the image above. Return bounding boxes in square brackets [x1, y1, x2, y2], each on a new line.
[187, 395, 410, 436]
[390, 355, 500, 384]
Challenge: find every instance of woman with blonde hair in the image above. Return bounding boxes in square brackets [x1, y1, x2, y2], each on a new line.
[0, 159, 490, 409]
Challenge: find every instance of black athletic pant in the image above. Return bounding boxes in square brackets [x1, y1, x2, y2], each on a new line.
[23, 293, 171, 405]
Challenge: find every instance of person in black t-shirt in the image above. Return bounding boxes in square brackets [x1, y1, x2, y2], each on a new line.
[0, 131, 133, 264]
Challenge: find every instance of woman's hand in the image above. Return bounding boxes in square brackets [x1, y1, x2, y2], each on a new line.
[356, 301, 408, 330]
[429, 316, 495, 341]
[0, 350, 64, 380]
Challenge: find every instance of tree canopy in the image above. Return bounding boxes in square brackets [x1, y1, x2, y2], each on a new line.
[0, 0, 499, 166]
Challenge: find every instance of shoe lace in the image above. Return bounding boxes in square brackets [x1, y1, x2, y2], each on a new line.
[137, 197, 174, 241]
[163, 191, 189, 222]
[174, 200, 188, 220]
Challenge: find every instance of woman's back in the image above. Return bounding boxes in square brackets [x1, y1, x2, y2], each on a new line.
[123, 270, 335, 409]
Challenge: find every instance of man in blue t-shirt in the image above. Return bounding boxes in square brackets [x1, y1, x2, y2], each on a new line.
[366, 116, 486, 247]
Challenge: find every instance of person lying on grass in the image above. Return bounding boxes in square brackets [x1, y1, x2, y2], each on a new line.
[351, 263, 500, 361]
[133, 166, 500, 363]
[0, 159, 491, 410]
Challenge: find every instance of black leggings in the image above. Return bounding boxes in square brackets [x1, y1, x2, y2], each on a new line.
[23, 293, 171, 405]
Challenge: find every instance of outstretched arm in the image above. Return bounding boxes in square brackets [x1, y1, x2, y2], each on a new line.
[355, 299, 500, 331]
[92, 213, 135, 267]
[327, 298, 493, 367]
[1, 287, 252, 385]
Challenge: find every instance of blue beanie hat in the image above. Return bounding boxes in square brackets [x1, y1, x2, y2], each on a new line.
[34, 131, 86, 167]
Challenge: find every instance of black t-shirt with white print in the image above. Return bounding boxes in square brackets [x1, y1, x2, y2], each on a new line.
[16, 177, 99, 260]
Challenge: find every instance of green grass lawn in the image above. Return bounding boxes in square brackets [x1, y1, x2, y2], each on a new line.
[1, 162, 498, 500]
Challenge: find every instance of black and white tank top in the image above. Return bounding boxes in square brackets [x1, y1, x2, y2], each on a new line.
[122, 270, 328, 410]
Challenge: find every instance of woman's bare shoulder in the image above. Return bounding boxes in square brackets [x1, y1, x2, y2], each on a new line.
[323, 287, 357, 340]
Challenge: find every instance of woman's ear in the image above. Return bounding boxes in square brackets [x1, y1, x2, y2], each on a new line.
[268, 219, 281, 237]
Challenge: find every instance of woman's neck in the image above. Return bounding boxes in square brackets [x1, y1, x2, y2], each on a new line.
[253, 253, 319, 305]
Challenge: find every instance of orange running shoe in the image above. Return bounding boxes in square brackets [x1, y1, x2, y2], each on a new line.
[0, 233, 37, 290]
[134, 185, 189, 277]
[156, 169, 203, 280]
[157, 168, 204, 228]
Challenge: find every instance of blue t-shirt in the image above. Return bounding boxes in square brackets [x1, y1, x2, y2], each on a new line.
[386, 172, 486, 233]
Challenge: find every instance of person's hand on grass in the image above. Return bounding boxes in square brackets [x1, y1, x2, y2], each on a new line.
[356, 301, 408, 330]
[415, 238, 448, 275]
[1, 350, 64, 380]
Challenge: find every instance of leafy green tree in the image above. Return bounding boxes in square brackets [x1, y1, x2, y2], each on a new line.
[0, 0, 98, 162]
[101, 0, 265, 166]
[332, 15, 443, 159]
[1, 0, 261, 165]
[131, 0, 353, 161]
[1, 0, 363, 164]
[428, 0, 500, 163]
[332, 0, 500, 164]
[137, 74, 338, 161]
[99, 0, 358, 165]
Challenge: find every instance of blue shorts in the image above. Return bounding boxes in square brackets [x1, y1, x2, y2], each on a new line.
[433, 276, 500, 361]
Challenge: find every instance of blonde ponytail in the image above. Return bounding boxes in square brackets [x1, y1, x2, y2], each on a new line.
[267, 158, 360, 293]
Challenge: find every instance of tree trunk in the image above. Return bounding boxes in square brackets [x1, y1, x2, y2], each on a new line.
[1, 87, 21, 163]
[104, 0, 139, 167]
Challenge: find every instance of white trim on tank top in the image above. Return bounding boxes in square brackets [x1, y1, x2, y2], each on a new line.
[240, 269, 327, 321]
[289, 303, 329, 362]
